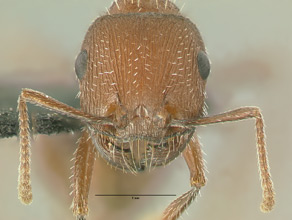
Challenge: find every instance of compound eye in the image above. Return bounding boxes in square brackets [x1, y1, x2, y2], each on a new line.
[75, 50, 88, 80]
[197, 50, 211, 80]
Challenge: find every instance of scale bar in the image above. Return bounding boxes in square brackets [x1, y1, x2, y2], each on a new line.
[95, 194, 176, 197]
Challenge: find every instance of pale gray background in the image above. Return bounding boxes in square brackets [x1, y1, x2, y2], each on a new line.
[0, 0, 291, 219]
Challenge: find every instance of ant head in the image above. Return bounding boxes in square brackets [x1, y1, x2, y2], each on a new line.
[74, 0, 211, 171]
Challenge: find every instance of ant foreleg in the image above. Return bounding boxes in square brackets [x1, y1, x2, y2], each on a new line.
[162, 133, 205, 220]
[183, 133, 206, 188]
[71, 130, 96, 220]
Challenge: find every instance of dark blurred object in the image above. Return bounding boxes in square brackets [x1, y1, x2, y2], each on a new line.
[0, 110, 18, 138]
[0, 109, 81, 138]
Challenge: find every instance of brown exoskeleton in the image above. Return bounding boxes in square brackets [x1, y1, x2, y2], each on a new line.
[17, 0, 275, 219]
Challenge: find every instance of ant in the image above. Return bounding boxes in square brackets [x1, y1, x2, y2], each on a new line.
[14, 0, 275, 219]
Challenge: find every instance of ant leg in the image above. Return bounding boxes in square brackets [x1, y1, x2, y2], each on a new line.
[178, 107, 275, 212]
[183, 133, 206, 188]
[162, 133, 205, 220]
[17, 88, 110, 204]
[71, 130, 96, 220]
[17, 93, 32, 204]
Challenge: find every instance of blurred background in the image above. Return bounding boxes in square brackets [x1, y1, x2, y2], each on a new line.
[0, 0, 291, 219]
